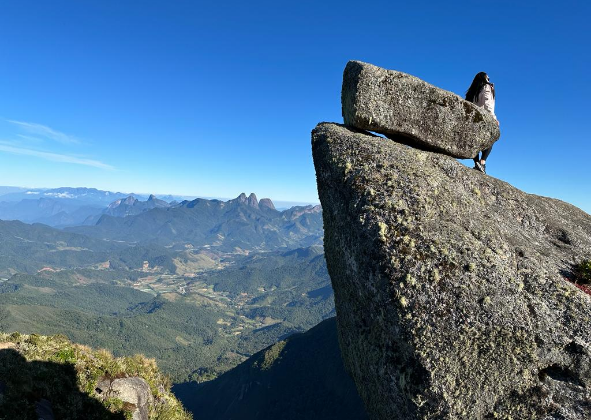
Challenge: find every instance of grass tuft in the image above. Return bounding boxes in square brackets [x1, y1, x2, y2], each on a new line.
[0, 331, 192, 419]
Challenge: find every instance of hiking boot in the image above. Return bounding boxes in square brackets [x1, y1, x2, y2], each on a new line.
[482, 163, 486, 174]
[475, 162, 485, 173]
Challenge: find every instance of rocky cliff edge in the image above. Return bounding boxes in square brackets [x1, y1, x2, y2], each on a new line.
[0, 332, 191, 420]
[312, 122, 591, 419]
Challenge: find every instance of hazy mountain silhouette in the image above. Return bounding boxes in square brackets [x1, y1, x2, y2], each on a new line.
[68, 194, 323, 251]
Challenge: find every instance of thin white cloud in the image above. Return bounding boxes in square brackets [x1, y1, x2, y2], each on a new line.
[0, 143, 114, 170]
[16, 134, 45, 144]
[7, 120, 81, 145]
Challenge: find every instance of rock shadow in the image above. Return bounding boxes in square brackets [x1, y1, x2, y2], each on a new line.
[173, 318, 369, 420]
[0, 348, 125, 420]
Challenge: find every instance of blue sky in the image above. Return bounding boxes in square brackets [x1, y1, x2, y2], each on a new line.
[0, 1, 589, 212]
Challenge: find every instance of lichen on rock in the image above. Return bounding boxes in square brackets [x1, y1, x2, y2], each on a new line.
[312, 122, 591, 420]
[341, 60, 500, 159]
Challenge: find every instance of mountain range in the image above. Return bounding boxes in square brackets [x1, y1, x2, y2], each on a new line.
[0, 196, 330, 384]
[0, 186, 362, 418]
[0, 187, 193, 227]
[81, 194, 172, 225]
[0, 186, 319, 228]
[68, 193, 323, 251]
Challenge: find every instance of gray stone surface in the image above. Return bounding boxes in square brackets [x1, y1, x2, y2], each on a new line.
[341, 61, 500, 159]
[96, 377, 153, 420]
[312, 122, 591, 419]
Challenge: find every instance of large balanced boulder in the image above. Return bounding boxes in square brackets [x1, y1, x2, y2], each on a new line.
[341, 61, 500, 159]
[312, 122, 591, 420]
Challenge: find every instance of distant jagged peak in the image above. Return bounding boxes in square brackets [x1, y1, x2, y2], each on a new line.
[247, 193, 258, 208]
[259, 198, 276, 210]
[122, 195, 138, 205]
[145, 194, 169, 207]
[285, 204, 322, 218]
[108, 195, 138, 209]
[106, 195, 170, 213]
[233, 193, 260, 208]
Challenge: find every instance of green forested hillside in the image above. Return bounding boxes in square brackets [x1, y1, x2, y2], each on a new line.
[0, 219, 177, 276]
[0, 299, 232, 382]
[0, 219, 117, 275]
[67, 197, 323, 251]
[173, 317, 368, 420]
[0, 197, 334, 414]
[207, 246, 327, 295]
[0, 246, 334, 382]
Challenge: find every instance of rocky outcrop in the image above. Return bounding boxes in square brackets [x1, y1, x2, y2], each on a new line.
[312, 122, 591, 419]
[341, 61, 500, 158]
[96, 377, 153, 420]
[259, 198, 276, 210]
[0, 332, 191, 419]
[248, 193, 259, 208]
[104, 194, 170, 218]
[235, 192, 260, 208]
[147, 194, 170, 208]
[109, 195, 139, 208]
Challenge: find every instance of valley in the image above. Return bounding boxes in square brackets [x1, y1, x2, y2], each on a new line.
[0, 246, 334, 382]
[0, 190, 332, 384]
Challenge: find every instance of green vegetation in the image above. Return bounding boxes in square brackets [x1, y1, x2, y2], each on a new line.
[574, 259, 591, 284]
[0, 246, 334, 383]
[257, 340, 286, 370]
[0, 201, 331, 401]
[0, 296, 233, 383]
[67, 198, 323, 252]
[173, 318, 368, 420]
[0, 332, 191, 419]
[0, 219, 177, 277]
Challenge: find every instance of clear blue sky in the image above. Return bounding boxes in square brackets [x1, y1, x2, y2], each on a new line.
[0, 1, 589, 212]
